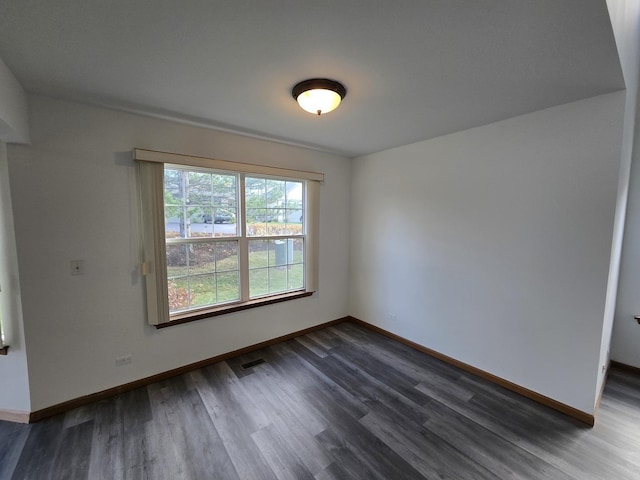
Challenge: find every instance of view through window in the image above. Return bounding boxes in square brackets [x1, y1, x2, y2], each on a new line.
[164, 166, 305, 315]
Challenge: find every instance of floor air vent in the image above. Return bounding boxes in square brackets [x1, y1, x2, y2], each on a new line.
[241, 358, 266, 369]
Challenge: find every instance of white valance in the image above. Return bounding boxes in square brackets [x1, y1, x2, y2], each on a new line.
[134, 148, 324, 182]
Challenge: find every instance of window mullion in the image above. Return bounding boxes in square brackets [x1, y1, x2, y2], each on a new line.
[239, 174, 250, 302]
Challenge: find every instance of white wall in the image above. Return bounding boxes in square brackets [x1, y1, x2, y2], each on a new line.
[614, 122, 640, 368]
[609, 0, 640, 369]
[593, 0, 640, 401]
[350, 92, 625, 414]
[0, 57, 29, 144]
[0, 142, 31, 414]
[0, 55, 31, 415]
[7, 95, 351, 411]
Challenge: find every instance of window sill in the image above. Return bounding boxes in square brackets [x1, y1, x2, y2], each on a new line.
[156, 291, 314, 329]
[0, 346, 8, 355]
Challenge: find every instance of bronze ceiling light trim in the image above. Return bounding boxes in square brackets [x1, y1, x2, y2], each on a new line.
[292, 78, 347, 115]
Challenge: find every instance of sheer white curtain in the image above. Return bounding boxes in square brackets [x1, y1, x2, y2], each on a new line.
[138, 161, 170, 325]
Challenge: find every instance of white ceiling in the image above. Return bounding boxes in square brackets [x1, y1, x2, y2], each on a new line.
[0, 0, 625, 157]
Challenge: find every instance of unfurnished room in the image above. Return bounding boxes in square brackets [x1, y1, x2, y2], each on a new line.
[1, 1, 640, 479]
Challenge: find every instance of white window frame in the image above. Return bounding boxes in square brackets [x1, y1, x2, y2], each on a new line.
[135, 148, 322, 326]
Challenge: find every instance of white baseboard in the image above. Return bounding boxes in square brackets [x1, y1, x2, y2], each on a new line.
[0, 408, 30, 423]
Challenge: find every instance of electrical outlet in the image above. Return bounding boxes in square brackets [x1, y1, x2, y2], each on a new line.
[115, 354, 132, 366]
[70, 260, 85, 276]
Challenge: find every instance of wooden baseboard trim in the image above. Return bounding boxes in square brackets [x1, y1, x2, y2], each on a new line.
[0, 409, 30, 423]
[29, 317, 349, 423]
[348, 316, 595, 427]
[610, 360, 640, 375]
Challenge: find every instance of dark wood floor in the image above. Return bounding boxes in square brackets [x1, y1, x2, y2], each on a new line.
[2, 322, 640, 480]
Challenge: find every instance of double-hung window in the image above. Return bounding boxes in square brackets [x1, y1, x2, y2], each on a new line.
[135, 149, 322, 326]
[164, 167, 241, 312]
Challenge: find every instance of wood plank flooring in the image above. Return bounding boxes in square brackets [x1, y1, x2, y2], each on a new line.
[2, 321, 640, 479]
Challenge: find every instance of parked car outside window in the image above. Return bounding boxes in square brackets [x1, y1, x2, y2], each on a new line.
[203, 210, 236, 224]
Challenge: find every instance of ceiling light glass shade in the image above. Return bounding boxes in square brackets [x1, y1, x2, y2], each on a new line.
[292, 79, 347, 116]
[296, 89, 342, 115]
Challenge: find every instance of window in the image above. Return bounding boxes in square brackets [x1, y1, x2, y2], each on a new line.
[244, 176, 305, 299]
[164, 167, 305, 314]
[164, 167, 241, 312]
[135, 149, 322, 325]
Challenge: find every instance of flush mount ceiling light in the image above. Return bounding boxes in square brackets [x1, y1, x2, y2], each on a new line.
[292, 78, 347, 116]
